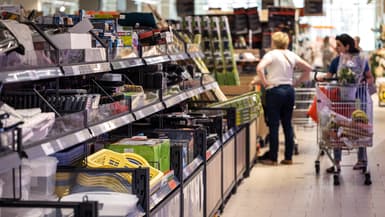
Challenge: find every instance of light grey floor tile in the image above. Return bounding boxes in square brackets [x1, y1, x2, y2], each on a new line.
[221, 96, 385, 217]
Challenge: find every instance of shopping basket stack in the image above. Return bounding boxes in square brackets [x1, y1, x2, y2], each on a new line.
[55, 149, 164, 197]
[86, 149, 164, 191]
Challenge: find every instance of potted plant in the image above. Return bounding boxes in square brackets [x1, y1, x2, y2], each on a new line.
[338, 68, 357, 84]
[337, 67, 358, 100]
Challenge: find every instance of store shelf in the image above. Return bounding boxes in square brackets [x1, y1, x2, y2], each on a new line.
[184, 86, 205, 98]
[143, 55, 171, 65]
[206, 140, 221, 160]
[223, 127, 236, 143]
[150, 177, 180, 210]
[133, 101, 165, 120]
[188, 51, 205, 58]
[0, 152, 21, 174]
[163, 92, 189, 108]
[16, 81, 218, 160]
[110, 58, 145, 70]
[87, 100, 131, 136]
[204, 81, 219, 90]
[62, 62, 111, 76]
[169, 53, 190, 61]
[24, 128, 92, 159]
[183, 157, 204, 180]
[163, 82, 217, 108]
[0, 67, 63, 83]
[89, 113, 135, 137]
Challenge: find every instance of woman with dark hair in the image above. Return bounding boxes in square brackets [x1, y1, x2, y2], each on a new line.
[322, 33, 374, 173]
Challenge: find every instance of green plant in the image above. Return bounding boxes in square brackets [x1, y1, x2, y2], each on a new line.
[338, 68, 357, 85]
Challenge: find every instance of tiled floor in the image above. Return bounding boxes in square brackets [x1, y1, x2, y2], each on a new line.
[221, 96, 385, 217]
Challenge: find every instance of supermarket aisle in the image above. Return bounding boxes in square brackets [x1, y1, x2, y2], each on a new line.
[221, 95, 385, 217]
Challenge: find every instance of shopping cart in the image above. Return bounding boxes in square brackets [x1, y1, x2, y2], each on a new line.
[313, 74, 373, 185]
[292, 71, 317, 154]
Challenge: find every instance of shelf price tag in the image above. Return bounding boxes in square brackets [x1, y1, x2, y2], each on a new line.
[168, 179, 177, 190]
[169, 53, 189, 61]
[41, 143, 55, 155]
[144, 55, 170, 65]
[128, 58, 144, 66]
[206, 151, 212, 159]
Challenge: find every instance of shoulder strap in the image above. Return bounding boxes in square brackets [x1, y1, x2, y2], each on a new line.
[281, 51, 293, 68]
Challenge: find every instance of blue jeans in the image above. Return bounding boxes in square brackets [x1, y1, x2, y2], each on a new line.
[265, 85, 295, 161]
[333, 147, 367, 162]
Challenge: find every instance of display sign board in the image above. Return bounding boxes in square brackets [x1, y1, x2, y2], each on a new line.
[304, 0, 323, 16]
[177, 0, 194, 17]
[262, 0, 274, 9]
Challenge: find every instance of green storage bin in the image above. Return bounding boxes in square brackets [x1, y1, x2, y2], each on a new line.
[107, 138, 170, 172]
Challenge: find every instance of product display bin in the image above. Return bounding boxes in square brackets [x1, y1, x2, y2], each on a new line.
[0, 165, 32, 200]
[55, 166, 150, 216]
[25, 156, 58, 197]
[209, 92, 261, 126]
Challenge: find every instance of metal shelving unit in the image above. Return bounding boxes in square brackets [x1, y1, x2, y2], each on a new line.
[0, 19, 262, 217]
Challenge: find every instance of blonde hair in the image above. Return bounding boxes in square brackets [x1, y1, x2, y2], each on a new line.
[271, 31, 289, 49]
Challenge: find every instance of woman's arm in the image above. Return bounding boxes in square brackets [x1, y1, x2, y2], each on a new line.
[294, 56, 312, 86]
[256, 57, 272, 88]
[364, 70, 374, 84]
[318, 56, 339, 81]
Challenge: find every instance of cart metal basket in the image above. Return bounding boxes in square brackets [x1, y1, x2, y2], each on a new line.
[314, 82, 373, 185]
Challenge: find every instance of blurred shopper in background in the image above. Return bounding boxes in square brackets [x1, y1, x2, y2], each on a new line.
[321, 36, 336, 71]
[354, 36, 363, 52]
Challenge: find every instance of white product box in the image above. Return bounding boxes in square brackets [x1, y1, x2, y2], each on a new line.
[49, 33, 92, 49]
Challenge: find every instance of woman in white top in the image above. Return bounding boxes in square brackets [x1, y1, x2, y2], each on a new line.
[254, 31, 312, 165]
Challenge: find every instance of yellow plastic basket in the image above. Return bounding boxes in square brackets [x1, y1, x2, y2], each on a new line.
[86, 149, 163, 190]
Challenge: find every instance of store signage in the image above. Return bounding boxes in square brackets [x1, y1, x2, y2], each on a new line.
[304, 0, 323, 16]
[262, 0, 274, 9]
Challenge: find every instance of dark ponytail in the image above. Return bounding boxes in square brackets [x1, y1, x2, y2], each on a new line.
[336, 33, 360, 54]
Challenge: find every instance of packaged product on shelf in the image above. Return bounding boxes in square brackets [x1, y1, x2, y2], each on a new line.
[0, 20, 41, 69]
[0, 104, 55, 147]
[24, 156, 58, 197]
[320, 107, 373, 146]
[49, 33, 92, 49]
[107, 137, 170, 172]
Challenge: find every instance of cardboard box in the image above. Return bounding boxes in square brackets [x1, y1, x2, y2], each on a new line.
[107, 138, 170, 172]
[49, 33, 92, 49]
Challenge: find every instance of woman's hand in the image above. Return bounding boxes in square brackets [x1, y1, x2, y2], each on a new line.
[263, 81, 274, 89]
[250, 79, 259, 86]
